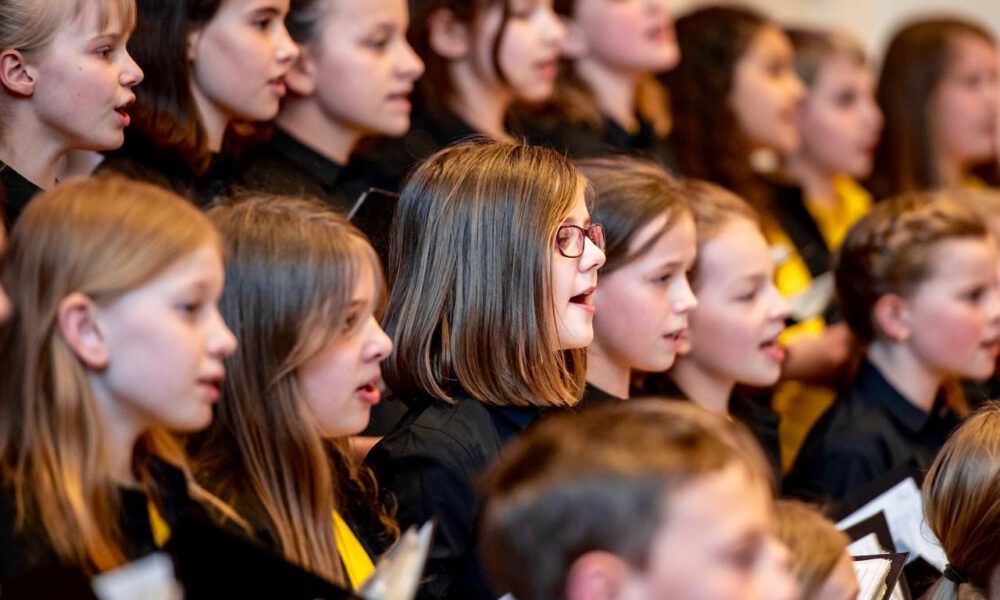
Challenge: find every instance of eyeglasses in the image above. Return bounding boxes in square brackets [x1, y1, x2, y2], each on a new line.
[555, 223, 606, 258]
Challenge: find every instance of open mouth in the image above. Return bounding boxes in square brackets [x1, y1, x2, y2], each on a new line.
[570, 287, 595, 306]
[356, 376, 382, 405]
[759, 338, 787, 362]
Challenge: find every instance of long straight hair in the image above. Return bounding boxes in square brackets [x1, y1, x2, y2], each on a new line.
[0, 176, 219, 572]
[187, 195, 395, 585]
[384, 140, 587, 407]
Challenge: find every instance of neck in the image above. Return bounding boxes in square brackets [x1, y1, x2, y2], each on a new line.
[866, 340, 942, 413]
[88, 375, 143, 486]
[574, 59, 639, 132]
[190, 83, 229, 153]
[585, 348, 631, 399]
[447, 64, 512, 140]
[784, 153, 838, 207]
[667, 358, 734, 415]
[0, 111, 70, 189]
[276, 99, 359, 165]
[935, 151, 966, 188]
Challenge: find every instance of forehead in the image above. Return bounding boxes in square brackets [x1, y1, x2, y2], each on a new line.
[812, 56, 872, 90]
[627, 212, 696, 266]
[742, 25, 793, 63]
[918, 235, 997, 284]
[561, 181, 591, 225]
[696, 219, 772, 284]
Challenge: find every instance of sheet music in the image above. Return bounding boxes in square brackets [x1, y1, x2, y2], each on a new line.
[853, 557, 892, 600]
[91, 553, 181, 600]
[359, 521, 434, 600]
[848, 532, 884, 556]
[836, 477, 946, 571]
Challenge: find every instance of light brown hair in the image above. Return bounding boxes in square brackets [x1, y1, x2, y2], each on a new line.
[481, 400, 772, 600]
[187, 195, 395, 585]
[774, 499, 852, 600]
[0, 175, 217, 572]
[869, 18, 1000, 199]
[576, 156, 689, 275]
[680, 179, 760, 285]
[786, 28, 867, 89]
[833, 192, 988, 344]
[383, 139, 587, 407]
[923, 403, 1000, 600]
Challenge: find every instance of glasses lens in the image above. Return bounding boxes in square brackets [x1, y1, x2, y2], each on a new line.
[557, 226, 583, 257]
[588, 224, 606, 251]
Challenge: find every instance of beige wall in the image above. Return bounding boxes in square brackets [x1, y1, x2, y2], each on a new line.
[670, 0, 1000, 62]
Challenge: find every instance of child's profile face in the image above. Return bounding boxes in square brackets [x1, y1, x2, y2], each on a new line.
[550, 184, 606, 350]
[929, 33, 999, 173]
[897, 236, 1000, 381]
[298, 263, 394, 438]
[29, 1, 143, 151]
[299, 0, 424, 140]
[591, 211, 697, 374]
[795, 56, 882, 179]
[188, 0, 299, 129]
[676, 218, 790, 388]
[471, 0, 565, 102]
[728, 26, 804, 154]
[627, 464, 796, 600]
[571, 0, 679, 74]
[89, 244, 237, 434]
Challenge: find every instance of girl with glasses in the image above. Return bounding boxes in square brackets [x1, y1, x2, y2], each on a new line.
[365, 140, 605, 600]
[575, 156, 697, 405]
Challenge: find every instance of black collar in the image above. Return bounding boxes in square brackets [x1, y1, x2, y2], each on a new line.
[855, 359, 943, 434]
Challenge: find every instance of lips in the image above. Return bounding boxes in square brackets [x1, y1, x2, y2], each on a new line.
[268, 77, 287, 97]
[198, 373, 224, 402]
[759, 337, 787, 362]
[114, 96, 135, 126]
[356, 374, 382, 406]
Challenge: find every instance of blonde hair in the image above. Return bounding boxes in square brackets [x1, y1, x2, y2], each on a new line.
[923, 403, 1000, 600]
[0, 175, 219, 572]
[384, 139, 587, 407]
[188, 195, 395, 585]
[0, 0, 136, 55]
[774, 499, 852, 600]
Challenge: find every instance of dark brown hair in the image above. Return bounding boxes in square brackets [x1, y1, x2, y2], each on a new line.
[124, 0, 224, 175]
[383, 139, 587, 407]
[481, 400, 772, 600]
[665, 5, 771, 212]
[187, 195, 395, 584]
[786, 27, 867, 89]
[869, 18, 1000, 199]
[576, 156, 689, 274]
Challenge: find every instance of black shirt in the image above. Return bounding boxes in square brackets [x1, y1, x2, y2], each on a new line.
[100, 134, 238, 208]
[785, 359, 962, 505]
[0, 457, 197, 585]
[349, 104, 483, 194]
[365, 389, 540, 600]
[576, 381, 625, 411]
[1, 162, 43, 227]
[531, 113, 679, 174]
[239, 127, 357, 213]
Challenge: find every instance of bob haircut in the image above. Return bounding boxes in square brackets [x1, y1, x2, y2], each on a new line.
[575, 156, 690, 275]
[786, 27, 867, 90]
[188, 195, 392, 584]
[869, 18, 1000, 198]
[383, 139, 588, 408]
[0, 175, 218, 571]
[481, 400, 772, 600]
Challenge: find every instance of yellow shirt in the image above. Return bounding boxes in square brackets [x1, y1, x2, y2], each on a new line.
[333, 510, 375, 590]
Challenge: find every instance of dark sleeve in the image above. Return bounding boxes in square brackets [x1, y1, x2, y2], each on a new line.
[367, 437, 493, 600]
[784, 431, 883, 504]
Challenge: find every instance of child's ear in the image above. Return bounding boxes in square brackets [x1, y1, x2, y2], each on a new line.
[427, 8, 470, 60]
[565, 551, 630, 600]
[187, 26, 203, 62]
[0, 49, 38, 96]
[58, 292, 110, 370]
[873, 293, 910, 342]
[284, 46, 317, 96]
[560, 19, 588, 60]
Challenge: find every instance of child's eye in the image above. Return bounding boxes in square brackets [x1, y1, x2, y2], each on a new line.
[96, 47, 112, 59]
[178, 302, 202, 317]
[365, 37, 390, 51]
[252, 16, 273, 30]
[963, 287, 987, 302]
[735, 289, 757, 302]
